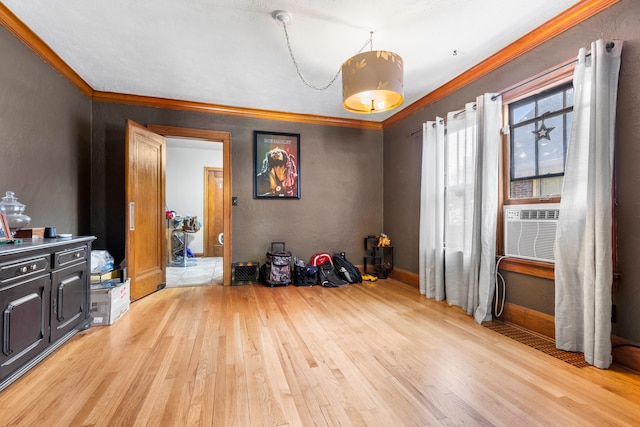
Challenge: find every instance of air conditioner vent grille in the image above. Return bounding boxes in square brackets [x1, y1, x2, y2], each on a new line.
[520, 209, 560, 220]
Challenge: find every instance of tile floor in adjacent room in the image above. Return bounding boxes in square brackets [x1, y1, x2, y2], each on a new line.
[165, 257, 223, 287]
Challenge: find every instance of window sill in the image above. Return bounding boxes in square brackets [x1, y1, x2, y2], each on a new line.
[497, 257, 622, 283]
[497, 257, 555, 280]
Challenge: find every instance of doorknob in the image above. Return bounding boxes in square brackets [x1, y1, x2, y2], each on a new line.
[218, 233, 224, 245]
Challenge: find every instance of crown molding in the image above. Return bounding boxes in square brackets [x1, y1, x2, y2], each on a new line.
[92, 92, 383, 130]
[382, 0, 619, 128]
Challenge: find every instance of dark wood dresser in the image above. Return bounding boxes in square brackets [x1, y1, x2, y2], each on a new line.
[0, 236, 95, 392]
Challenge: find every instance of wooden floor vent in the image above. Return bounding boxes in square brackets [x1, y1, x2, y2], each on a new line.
[484, 320, 590, 368]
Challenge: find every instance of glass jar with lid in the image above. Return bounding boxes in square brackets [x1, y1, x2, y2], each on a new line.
[0, 191, 31, 232]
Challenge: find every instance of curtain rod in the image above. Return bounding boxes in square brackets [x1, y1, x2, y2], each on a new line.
[410, 104, 474, 135]
[491, 42, 615, 101]
[411, 42, 615, 137]
[410, 118, 445, 136]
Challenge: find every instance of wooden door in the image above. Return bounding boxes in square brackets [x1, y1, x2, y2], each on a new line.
[125, 120, 166, 300]
[204, 168, 224, 257]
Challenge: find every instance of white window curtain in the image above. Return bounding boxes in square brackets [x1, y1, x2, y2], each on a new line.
[419, 118, 445, 301]
[555, 39, 623, 369]
[419, 94, 502, 323]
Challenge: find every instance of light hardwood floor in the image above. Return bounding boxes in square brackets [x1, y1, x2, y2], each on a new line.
[1, 279, 640, 426]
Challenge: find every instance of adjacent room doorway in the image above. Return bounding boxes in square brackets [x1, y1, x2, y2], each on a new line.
[165, 140, 223, 286]
[125, 122, 233, 299]
[148, 125, 232, 286]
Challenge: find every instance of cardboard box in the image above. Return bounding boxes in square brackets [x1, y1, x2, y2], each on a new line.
[90, 279, 130, 326]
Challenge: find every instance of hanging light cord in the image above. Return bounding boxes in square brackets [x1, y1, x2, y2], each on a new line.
[279, 21, 374, 91]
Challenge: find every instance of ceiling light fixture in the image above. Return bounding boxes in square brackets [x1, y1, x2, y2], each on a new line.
[273, 10, 404, 114]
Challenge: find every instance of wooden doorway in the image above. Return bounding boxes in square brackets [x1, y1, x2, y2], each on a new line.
[147, 125, 232, 285]
[125, 121, 166, 300]
[204, 167, 224, 257]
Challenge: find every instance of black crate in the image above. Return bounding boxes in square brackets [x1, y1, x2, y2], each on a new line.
[232, 262, 260, 285]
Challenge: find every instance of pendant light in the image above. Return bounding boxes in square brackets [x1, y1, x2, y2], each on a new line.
[273, 10, 404, 114]
[341, 50, 403, 113]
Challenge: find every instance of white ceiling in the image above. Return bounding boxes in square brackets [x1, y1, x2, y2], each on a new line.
[2, 0, 582, 122]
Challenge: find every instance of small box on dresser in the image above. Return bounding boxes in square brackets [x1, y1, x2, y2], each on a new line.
[90, 279, 130, 326]
[13, 228, 45, 239]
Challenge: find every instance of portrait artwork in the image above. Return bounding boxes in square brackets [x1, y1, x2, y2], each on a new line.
[254, 131, 300, 199]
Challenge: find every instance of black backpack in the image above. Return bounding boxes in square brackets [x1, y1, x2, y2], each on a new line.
[294, 258, 318, 286]
[333, 252, 362, 283]
[318, 263, 348, 288]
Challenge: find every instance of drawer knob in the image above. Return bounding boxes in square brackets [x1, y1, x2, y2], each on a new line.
[74, 253, 81, 258]
[30, 263, 38, 270]
[19, 266, 28, 274]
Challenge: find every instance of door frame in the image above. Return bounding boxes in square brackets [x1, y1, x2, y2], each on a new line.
[147, 125, 232, 286]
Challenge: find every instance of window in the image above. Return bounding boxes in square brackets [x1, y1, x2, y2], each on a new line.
[498, 60, 619, 282]
[497, 60, 575, 273]
[508, 83, 573, 200]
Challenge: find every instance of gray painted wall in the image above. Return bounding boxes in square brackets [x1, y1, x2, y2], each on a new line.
[0, 25, 91, 235]
[383, 0, 640, 341]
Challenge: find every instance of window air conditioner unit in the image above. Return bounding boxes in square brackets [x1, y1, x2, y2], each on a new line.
[504, 204, 560, 263]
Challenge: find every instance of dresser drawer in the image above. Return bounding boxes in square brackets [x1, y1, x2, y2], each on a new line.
[54, 246, 87, 268]
[0, 256, 50, 283]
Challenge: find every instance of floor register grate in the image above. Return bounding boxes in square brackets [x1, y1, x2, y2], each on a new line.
[484, 320, 591, 368]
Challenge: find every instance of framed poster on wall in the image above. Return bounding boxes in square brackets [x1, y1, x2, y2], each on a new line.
[254, 131, 300, 199]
